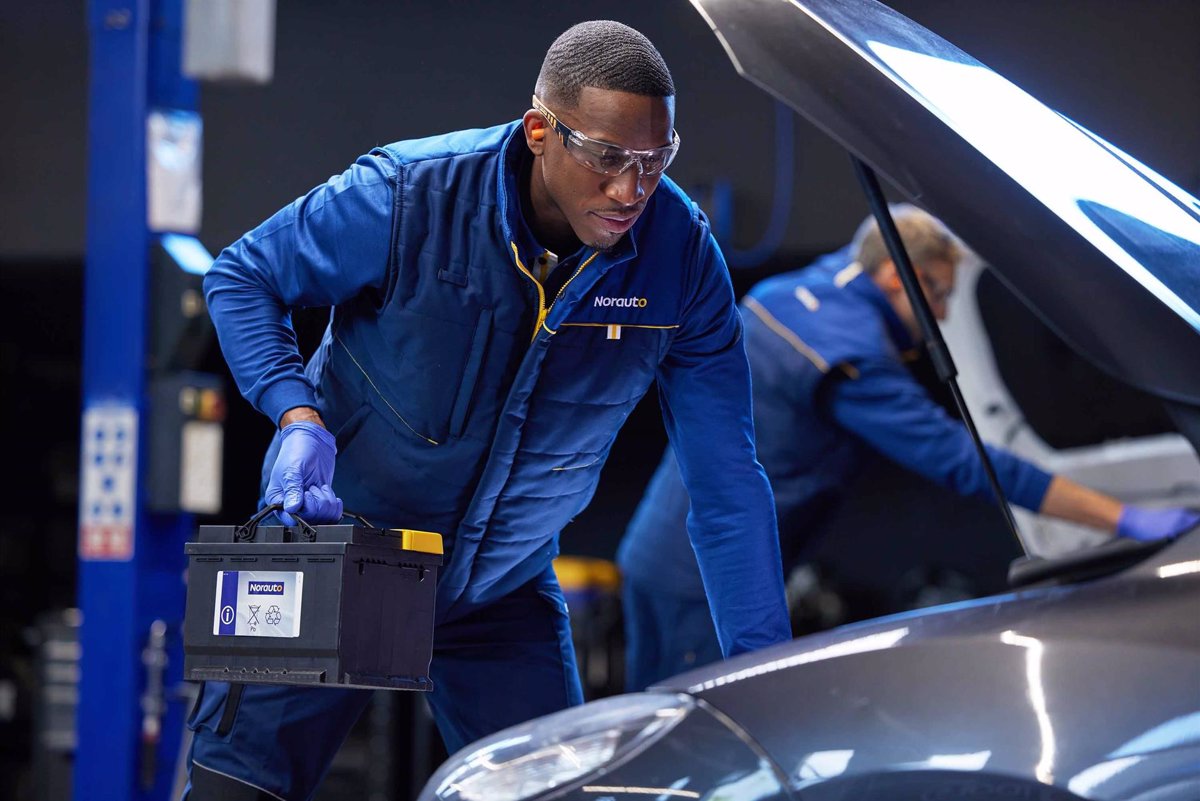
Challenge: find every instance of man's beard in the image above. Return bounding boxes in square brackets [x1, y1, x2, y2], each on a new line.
[584, 232, 623, 255]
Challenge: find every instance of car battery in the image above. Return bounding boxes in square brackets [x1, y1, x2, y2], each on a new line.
[183, 507, 443, 691]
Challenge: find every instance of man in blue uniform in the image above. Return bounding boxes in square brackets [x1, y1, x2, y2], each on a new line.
[187, 21, 791, 800]
[619, 205, 1200, 691]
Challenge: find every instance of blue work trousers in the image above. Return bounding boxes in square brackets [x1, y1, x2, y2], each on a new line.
[622, 577, 723, 692]
[185, 564, 583, 800]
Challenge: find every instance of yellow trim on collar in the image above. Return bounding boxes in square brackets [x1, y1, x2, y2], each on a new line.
[539, 250, 601, 335]
[510, 242, 547, 343]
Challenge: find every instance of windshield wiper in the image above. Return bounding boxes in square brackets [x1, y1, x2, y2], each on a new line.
[1007, 536, 1171, 588]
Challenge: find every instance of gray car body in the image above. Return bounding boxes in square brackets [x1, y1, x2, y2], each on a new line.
[655, 529, 1200, 800]
[453, 532, 1199, 801]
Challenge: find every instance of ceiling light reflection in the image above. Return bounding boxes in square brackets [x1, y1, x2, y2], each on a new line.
[1110, 711, 1200, 757]
[796, 749, 854, 782]
[866, 41, 1200, 331]
[924, 751, 992, 770]
[1157, 560, 1200, 578]
[580, 787, 699, 798]
[1067, 756, 1144, 796]
[687, 628, 909, 693]
[1000, 631, 1056, 784]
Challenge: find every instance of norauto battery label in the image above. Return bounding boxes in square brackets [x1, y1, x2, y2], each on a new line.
[212, 571, 304, 637]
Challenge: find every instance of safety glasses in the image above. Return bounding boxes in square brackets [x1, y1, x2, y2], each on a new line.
[532, 95, 680, 177]
[916, 269, 954, 304]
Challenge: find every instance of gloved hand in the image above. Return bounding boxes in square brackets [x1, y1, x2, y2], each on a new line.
[1116, 505, 1200, 542]
[265, 421, 343, 526]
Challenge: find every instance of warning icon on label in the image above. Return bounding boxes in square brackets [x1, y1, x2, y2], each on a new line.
[220, 605, 235, 626]
[265, 605, 282, 625]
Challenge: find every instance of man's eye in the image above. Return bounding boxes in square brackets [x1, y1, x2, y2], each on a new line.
[598, 151, 627, 170]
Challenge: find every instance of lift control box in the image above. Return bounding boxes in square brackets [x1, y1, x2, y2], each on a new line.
[183, 512, 442, 691]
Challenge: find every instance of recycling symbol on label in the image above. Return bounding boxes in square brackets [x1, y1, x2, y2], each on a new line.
[265, 605, 283, 626]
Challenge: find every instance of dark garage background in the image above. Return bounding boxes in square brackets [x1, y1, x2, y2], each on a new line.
[4, 0, 1198, 639]
[0, 1, 1197, 795]
[4, 0, 1199, 632]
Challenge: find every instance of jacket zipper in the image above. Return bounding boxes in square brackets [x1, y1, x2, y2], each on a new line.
[542, 251, 599, 335]
[509, 243, 599, 343]
[509, 243, 546, 343]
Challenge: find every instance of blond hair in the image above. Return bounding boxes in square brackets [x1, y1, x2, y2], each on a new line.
[852, 204, 963, 274]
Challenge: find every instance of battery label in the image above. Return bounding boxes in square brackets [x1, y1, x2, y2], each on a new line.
[212, 571, 304, 637]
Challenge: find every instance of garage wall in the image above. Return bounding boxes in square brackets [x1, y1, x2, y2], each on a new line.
[1, 0, 1197, 608]
[1, 0, 1197, 260]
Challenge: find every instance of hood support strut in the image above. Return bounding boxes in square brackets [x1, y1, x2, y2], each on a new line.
[852, 156, 1029, 556]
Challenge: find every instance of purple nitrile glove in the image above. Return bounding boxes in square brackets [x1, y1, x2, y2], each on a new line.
[265, 421, 343, 525]
[1116, 505, 1200, 543]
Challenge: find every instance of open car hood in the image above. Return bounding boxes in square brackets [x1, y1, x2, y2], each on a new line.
[691, 0, 1200, 405]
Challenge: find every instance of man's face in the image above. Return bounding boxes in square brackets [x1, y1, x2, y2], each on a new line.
[884, 257, 957, 336]
[525, 87, 675, 252]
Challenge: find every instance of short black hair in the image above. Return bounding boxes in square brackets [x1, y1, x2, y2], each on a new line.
[536, 20, 675, 109]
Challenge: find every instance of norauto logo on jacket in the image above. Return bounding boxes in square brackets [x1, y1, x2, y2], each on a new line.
[594, 296, 648, 308]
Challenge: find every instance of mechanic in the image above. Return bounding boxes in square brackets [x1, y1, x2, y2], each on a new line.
[619, 204, 1200, 691]
[186, 20, 791, 800]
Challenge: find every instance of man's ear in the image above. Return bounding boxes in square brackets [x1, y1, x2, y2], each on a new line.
[876, 259, 902, 291]
[523, 110, 548, 155]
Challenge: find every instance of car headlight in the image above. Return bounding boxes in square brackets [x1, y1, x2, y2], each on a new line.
[419, 693, 695, 801]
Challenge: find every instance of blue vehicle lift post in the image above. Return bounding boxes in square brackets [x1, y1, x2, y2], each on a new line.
[78, 1, 198, 798]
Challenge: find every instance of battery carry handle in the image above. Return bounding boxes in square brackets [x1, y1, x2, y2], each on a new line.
[340, 510, 375, 529]
[235, 503, 317, 542]
[234, 505, 377, 543]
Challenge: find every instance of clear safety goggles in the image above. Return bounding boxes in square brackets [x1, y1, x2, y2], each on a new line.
[916, 268, 954, 305]
[532, 95, 680, 177]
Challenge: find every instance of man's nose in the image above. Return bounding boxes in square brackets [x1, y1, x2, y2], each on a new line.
[603, 164, 645, 205]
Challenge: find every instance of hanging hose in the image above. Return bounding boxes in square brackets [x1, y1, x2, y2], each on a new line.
[724, 100, 796, 269]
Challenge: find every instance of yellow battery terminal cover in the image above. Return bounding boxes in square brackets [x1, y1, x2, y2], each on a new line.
[390, 529, 444, 555]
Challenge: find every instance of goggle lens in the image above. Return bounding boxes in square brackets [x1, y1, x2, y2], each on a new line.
[565, 132, 679, 177]
[532, 95, 679, 177]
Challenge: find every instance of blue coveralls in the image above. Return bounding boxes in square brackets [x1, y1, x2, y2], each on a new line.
[618, 248, 1053, 691]
[188, 122, 791, 799]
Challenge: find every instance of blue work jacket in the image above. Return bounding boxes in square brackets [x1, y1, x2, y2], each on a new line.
[620, 248, 1052, 597]
[204, 121, 790, 655]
